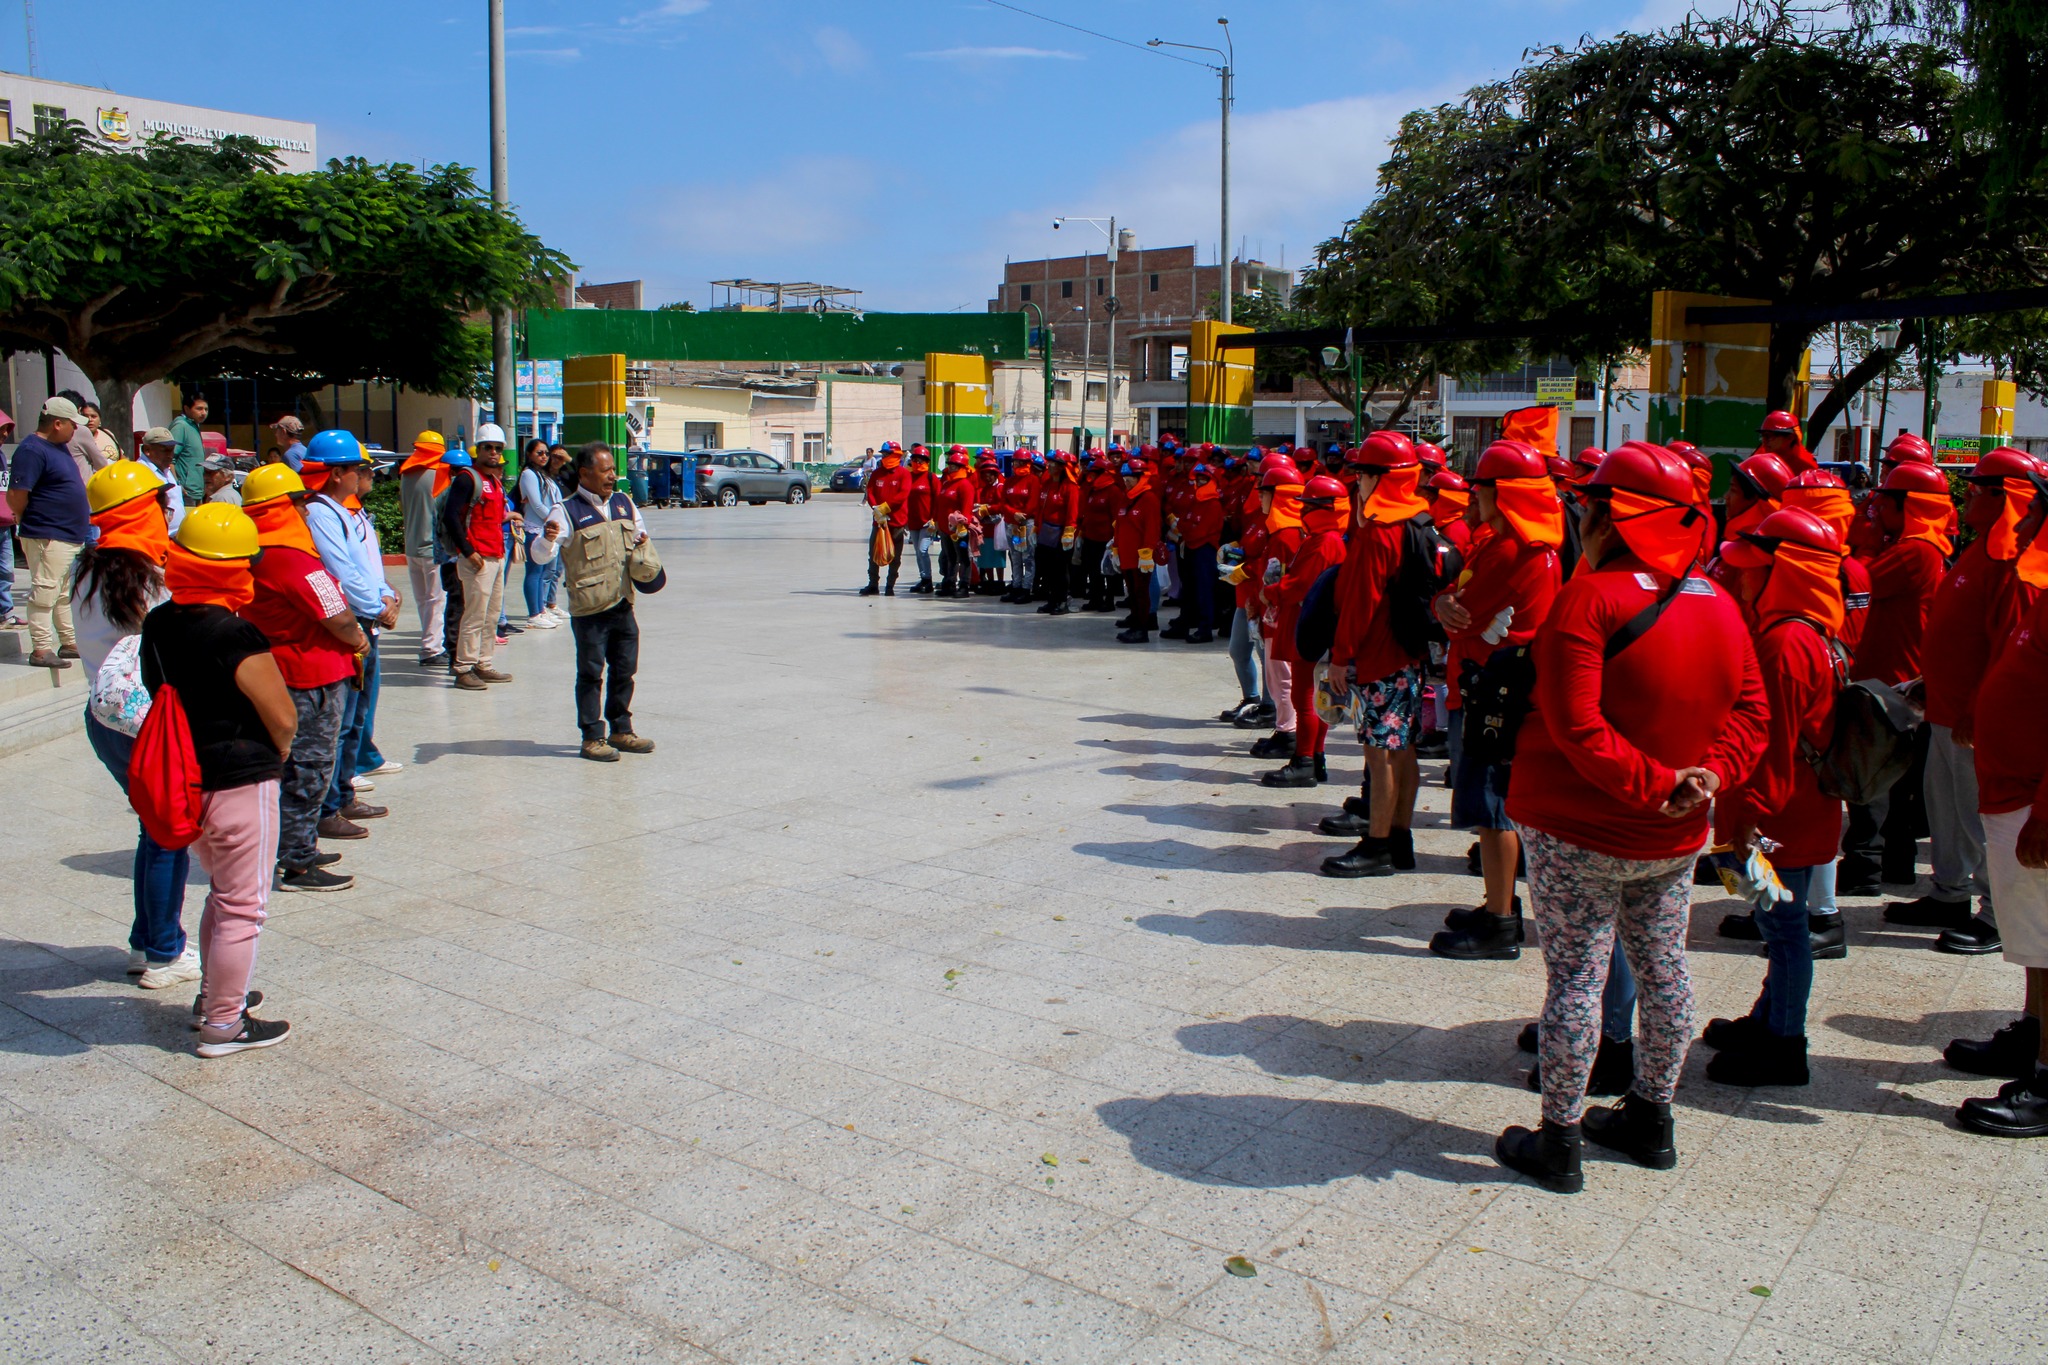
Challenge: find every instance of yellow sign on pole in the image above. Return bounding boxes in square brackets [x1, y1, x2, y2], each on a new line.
[1534, 376, 1577, 412]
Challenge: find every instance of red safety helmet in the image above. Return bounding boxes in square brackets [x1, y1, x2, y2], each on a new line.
[907, 448, 930, 464]
[1349, 429, 1418, 471]
[1731, 451, 1794, 501]
[1545, 454, 1577, 480]
[1758, 409, 1802, 437]
[1665, 440, 1712, 477]
[1719, 505, 1842, 569]
[1882, 432, 1934, 466]
[1572, 446, 1605, 473]
[1474, 439, 1549, 482]
[1786, 468, 1846, 490]
[1259, 461, 1303, 489]
[1053, 449, 1078, 466]
[1301, 473, 1346, 506]
[944, 450, 969, 468]
[1428, 469, 1469, 492]
[1415, 441, 1448, 471]
[1881, 461, 1949, 494]
[1966, 446, 2042, 483]
[1583, 440, 1694, 505]
[1258, 450, 1298, 477]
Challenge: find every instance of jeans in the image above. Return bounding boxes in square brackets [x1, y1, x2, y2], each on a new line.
[353, 643, 384, 775]
[0, 527, 13, 618]
[1808, 858, 1838, 917]
[1924, 722, 1991, 908]
[1602, 939, 1638, 1042]
[323, 635, 376, 817]
[85, 713, 190, 963]
[912, 527, 937, 583]
[522, 532, 552, 616]
[939, 537, 968, 594]
[572, 600, 640, 741]
[1750, 865, 1817, 1039]
[280, 683, 345, 867]
[1007, 531, 1034, 591]
[1228, 607, 1264, 704]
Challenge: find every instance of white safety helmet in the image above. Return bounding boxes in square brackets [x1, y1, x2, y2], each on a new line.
[474, 422, 508, 445]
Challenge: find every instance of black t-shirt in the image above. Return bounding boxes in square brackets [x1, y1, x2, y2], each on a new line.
[139, 602, 283, 791]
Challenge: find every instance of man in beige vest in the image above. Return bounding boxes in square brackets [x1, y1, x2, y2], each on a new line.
[530, 442, 663, 762]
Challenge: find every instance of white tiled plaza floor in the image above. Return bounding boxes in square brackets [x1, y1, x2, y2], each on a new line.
[3, 498, 2044, 1364]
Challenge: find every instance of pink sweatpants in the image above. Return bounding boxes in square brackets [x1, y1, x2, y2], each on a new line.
[1265, 638, 1296, 733]
[190, 780, 280, 1036]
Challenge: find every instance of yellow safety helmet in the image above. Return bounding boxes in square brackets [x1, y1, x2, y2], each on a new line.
[240, 463, 307, 508]
[86, 460, 165, 515]
[413, 429, 446, 453]
[175, 504, 261, 560]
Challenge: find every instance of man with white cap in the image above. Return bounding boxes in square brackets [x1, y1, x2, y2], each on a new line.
[6, 397, 92, 667]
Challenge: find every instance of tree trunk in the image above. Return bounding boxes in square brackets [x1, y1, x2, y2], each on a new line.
[1801, 318, 1921, 447]
[93, 375, 140, 457]
[1766, 323, 1815, 412]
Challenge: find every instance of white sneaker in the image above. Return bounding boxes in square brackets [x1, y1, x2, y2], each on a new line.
[527, 613, 560, 629]
[126, 948, 147, 976]
[366, 760, 402, 776]
[138, 945, 202, 990]
[352, 777, 374, 793]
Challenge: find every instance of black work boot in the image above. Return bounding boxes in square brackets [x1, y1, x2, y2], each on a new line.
[1583, 1091, 1677, 1169]
[1837, 853, 1882, 896]
[1313, 754, 1327, 782]
[1808, 912, 1846, 960]
[1160, 619, 1189, 639]
[1467, 842, 1484, 877]
[1321, 837, 1393, 878]
[1701, 1014, 1771, 1052]
[1957, 1069, 2048, 1138]
[1883, 894, 1973, 931]
[1429, 912, 1521, 961]
[1319, 810, 1369, 838]
[1260, 756, 1318, 788]
[1938, 913, 2002, 955]
[1248, 731, 1295, 760]
[1387, 827, 1416, 871]
[1706, 1032, 1810, 1087]
[1494, 1119, 1584, 1194]
[1445, 897, 1524, 940]
[1945, 1016, 2042, 1079]
[1527, 1037, 1635, 1097]
[1718, 910, 1761, 941]
[1116, 628, 1151, 644]
[1343, 792, 1371, 819]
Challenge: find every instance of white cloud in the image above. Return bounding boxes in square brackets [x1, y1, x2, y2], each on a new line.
[1618, 0, 1743, 34]
[510, 47, 582, 62]
[909, 45, 1081, 61]
[620, 0, 709, 28]
[813, 26, 867, 74]
[636, 155, 882, 258]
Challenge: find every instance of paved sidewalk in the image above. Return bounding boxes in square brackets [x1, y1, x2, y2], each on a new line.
[1, 500, 2041, 1364]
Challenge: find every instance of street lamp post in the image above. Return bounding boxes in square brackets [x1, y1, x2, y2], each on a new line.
[1874, 321, 1901, 473]
[1149, 18, 1232, 324]
[1019, 301, 1053, 457]
[487, 0, 514, 438]
[1321, 332, 1362, 442]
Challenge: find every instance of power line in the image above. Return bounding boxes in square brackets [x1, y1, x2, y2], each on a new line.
[982, 0, 1209, 67]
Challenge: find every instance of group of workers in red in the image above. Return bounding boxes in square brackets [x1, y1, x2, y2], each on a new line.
[1185, 409, 2048, 1193]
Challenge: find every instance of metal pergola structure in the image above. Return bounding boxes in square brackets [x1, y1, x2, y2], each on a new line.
[707, 280, 864, 313]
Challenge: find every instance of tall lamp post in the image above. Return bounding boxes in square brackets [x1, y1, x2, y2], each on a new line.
[1019, 301, 1053, 456]
[1056, 215, 1125, 449]
[1873, 321, 1901, 474]
[487, 0, 515, 437]
[1149, 18, 1232, 323]
[1321, 332, 1362, 443]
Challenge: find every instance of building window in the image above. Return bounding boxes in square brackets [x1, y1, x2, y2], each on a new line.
[1060, 280, 1073, 299]
[1169, 345, 1189, 380]
[1020, 283, 1031, 302]
[1086, 381, 1106, 402]
[1096, 278, 1104, 295]
[1053, 379, 1073, 400]
[33, 104, 65, 136]
[802, 431, 825, 461]
[1149, 273, 1160, 292]
[0, 101, 11, 142]
[682, 421, 722, 450]
[1569, 416, 1596, 450]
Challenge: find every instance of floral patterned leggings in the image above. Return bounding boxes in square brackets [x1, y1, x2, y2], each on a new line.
[1518, 827, 1700, 1125]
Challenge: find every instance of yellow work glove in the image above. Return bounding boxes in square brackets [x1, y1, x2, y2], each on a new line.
[1138, 548, 1155, 573]
[1223, 565, 1248, 585]
[1061, 528, 1076, 550]
[871, 503, 889, 524]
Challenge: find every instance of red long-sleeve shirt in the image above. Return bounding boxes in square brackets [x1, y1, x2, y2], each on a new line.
[1113, 477, 1162, 565]
[1437, 534, 1561, 710]
[1850, 537, 1945, 685]
[1035, 475, 1080, 529]
[1178, 493, 1224, 550]
[904, 470, 935, 528]
[1272, 528, 1346, 664]
[1237, 522, 1268, 612]
[1716, 619, 1843, 869]
[1975, 592, 2048, 818]
[1506, 556, 1769, 861]
[865, 464, 913, 529]
[936, 472, 976, 529]
[1002, 471, 1040, 524]
[1079, 474, 1122, 541]
[1329, 518, 1419, 686]
[1922, 540, 2037, 734]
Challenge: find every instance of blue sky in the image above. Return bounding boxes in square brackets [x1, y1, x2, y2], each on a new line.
[13, 0, 1727, 311]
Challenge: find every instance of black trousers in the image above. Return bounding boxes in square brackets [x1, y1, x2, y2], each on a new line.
[572, 600, 640, 741]
[939, 537, 969, 593]
[1079, 537, 1112, 606]
[1179, 543, 1217, 631]
[866, 526, 906, 591]
[440, 561, 464, 658]
[1036, 532, 1071, 604]
[1843, 721, 1930, 872]
[1122, 569, 1157, 631]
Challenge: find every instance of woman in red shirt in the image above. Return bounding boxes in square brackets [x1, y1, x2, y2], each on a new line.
[861, 443, 912, 596]
[933, 451, 977, 597]
[1077, 455, 1123, 612]
[1032, 451, 1082, 615]
[1427, 440, 1563, 960]
[1496, 442, 1767, 1193]
[1260, 474, 1349, 787]
[1703, 507, 1850, 1088]
[1113, 456, 1164, 642]
[903, 448, 937, 593]
[1169, 461, 1226, 644]
[1222, 466, 1274, 726]
[1249, 459, 1305, 756]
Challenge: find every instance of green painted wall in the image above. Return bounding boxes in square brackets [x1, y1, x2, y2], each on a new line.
[1189, 404, 1252, 447]
[525, 310, 1031, 364]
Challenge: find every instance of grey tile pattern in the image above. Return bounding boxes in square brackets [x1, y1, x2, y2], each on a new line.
[0, 504, 2035, 1362]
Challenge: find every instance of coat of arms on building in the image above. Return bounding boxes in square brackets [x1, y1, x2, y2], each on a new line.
[96, 108, 131, 142]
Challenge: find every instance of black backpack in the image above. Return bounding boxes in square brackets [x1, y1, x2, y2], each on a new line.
[1785, 620, 1921, 805]
[1387, 514, 1464, 657]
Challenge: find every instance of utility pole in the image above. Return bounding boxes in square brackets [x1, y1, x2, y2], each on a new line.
[1020, 302, 1052, 456]
[1149, 19, 1232, 324]
[488, 0, 515, 440]
[1056, 217, 1127, 451]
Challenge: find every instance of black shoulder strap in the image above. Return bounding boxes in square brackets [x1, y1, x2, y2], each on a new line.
[1603, 572, 1693, 660]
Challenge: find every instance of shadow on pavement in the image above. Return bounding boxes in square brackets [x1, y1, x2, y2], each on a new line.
[1097, 1092, 1497, 1187]
[0, 944, 182, 1057]
[410, 739, 587, 764]
[1135, 904, 1454, 955]
[59, 850, 133, 880]
[1077, 712, 1219, 731]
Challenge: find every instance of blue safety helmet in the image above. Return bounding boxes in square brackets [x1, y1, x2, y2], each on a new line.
[442, 448, 474, 468]
[1119, 462, 1137, 477]
[306, 429, 365, 465]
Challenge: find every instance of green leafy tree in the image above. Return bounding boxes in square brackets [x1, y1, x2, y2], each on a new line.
[0, 125, 570, 451]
